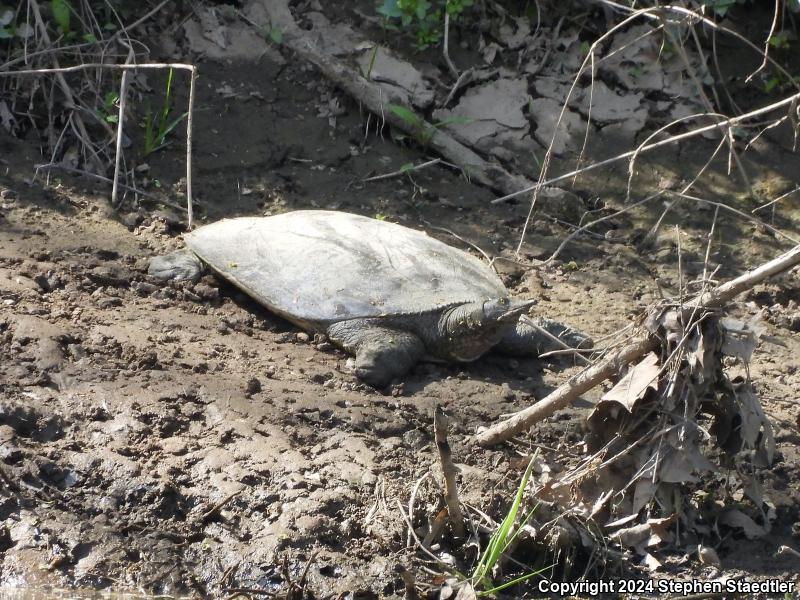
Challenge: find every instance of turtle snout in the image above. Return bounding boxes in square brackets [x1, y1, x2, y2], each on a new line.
[497, 299, 536, 322]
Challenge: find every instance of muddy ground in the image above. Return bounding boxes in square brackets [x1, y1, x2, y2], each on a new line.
[1, 1, 800, 598]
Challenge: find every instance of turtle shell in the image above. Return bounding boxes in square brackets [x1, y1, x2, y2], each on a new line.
[185, 210, 507, 325]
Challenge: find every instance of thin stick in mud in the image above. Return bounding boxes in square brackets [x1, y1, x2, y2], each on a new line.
[434, 405, 466, 538]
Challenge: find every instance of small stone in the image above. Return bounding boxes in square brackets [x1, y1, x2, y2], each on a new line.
[402, 429, 428, 450]
[296, 332, 310, 343]
[245, 377, 262, 396]
[132, 281, 159, 295]
[97, 297, 122, 308]
[160, 437, 188, 456]
[360, 470, 377, 486]
[500, 383, 516, 401]
[193, 283, 219, 300]
[791, 521, 800, 538]
[66, 343, 86, 360]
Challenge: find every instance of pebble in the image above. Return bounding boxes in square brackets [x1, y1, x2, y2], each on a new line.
[66, 344, 87, 360]
[160, 437, 189, 456]
[500, 383, 516, 401]
[193, 283, 219, 300]
[402, 429, 428, 450]
[296, 332, 310, 343]
[132, 281, 159, 295]
[245, 377, 262, 396]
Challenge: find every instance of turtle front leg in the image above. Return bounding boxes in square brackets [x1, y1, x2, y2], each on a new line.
[148, 250, 204, 282]
[496, 316, 592, 357]
[327, 321, 425, 387]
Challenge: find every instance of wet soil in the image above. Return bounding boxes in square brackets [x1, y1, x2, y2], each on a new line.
[1, 2, 800, 598]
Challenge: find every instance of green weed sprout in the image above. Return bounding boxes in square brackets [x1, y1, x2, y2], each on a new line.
[470, 451, 549, 596]
[142, 68, 188, 156]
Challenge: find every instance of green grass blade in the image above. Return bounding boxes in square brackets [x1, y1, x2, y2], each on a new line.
[478, 565, 551, 596]
[388, 103, 422, 128]
[157, 68, 175, 140]
[471, 451, 539, 587]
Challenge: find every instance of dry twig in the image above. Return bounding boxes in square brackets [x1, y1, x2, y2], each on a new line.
[362, 158, 442, 182]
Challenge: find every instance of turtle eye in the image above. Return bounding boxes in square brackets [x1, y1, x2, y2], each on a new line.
[498, 298, 509, 306]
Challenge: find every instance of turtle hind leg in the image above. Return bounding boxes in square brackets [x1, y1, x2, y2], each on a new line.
[496, 316, 593, 357]
[148, 250, 203, 282]
[327, 321, 425, 387]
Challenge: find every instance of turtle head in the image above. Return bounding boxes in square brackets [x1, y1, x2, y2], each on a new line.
[483, 297, 536, 323]
[439, 297, 535, 362]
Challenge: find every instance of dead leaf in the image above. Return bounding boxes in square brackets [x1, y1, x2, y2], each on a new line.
[0, 101, 16, 132]
[719, 509, 766, 539]
[632, 478, 658, 514]
[481, 42, 500, 65]
[697, 545, 721, 567]
[601, 352, 660, 411]
[720, 317, 765, 363]
[644, 552, 662, 572]
[658, 451, 698, 483]
[454, 583, 478, 600]
[609, 515, 675, 549]
[497, 16, 531, 50]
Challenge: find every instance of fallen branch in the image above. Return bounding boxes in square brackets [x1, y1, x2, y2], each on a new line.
[476, 244, 800, 446]
[261, 0, 533, 197]
[434, 405, 466, 538]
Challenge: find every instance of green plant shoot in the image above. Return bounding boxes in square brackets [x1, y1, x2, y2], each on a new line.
[51, 0, 71, 33]
[471, 451, 548, 595]
[142, 68, 188, 156]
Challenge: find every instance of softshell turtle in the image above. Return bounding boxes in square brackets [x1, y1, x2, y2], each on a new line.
[149, 210, 588, 386]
